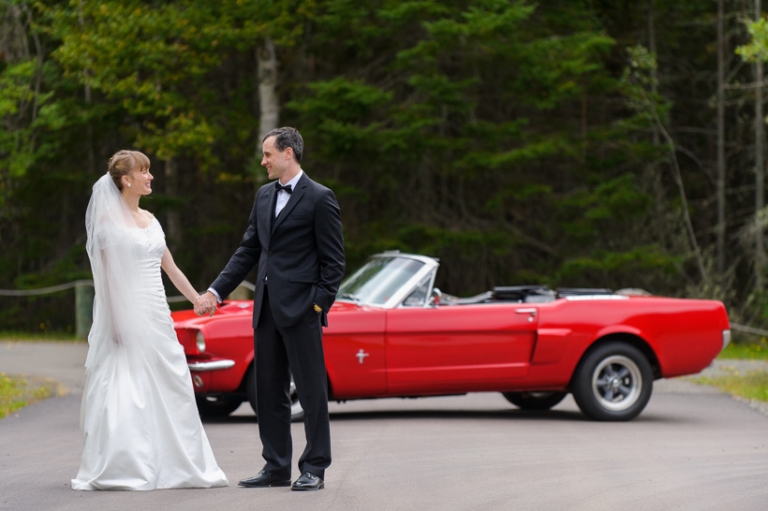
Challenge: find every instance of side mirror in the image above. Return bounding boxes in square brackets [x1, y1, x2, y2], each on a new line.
[430, 287, 442, 306]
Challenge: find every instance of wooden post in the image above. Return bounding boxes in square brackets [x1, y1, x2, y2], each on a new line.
[75, 280, 94, 340]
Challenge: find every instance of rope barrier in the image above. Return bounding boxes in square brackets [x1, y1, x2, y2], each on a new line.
[730, 323, 768, 337]
[0, 280, 93, 296]
[0, 279, 254, 339]
[0, 279, 255, 304]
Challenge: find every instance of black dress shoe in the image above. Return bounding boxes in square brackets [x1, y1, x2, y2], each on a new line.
[238, 470, 291, 488]
[291, 472, 324, 491]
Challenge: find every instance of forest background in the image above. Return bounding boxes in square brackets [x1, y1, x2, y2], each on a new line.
[3, 0, 768, 339]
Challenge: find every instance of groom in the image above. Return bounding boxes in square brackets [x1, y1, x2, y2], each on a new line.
[195, 126, 345, 491]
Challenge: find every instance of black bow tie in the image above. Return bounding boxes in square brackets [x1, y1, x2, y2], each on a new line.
[275, 182, 292, 194]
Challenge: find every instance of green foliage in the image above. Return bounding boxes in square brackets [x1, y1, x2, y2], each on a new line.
[736, 18, 768, 63]
[49, 0, 223, 163]
[620, 45, 671, 124]
[291, 1, 630, 287]
[3, 0, 765, 331]
[0, 60, 37, 205]
[556, 246, 679, 284]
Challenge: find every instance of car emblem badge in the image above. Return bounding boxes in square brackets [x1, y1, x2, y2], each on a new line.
[356, 349, 369, 364]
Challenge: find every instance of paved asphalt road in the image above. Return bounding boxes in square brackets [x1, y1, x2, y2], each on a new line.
[1, 341, 767, 511]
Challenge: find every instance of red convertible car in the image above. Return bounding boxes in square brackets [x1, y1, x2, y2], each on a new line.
[172, 252, 731, 422]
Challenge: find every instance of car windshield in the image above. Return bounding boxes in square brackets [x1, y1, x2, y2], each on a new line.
[337, 256, 425, 306]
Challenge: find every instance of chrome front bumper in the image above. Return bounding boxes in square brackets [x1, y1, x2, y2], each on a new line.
[188, 359, 236, 372]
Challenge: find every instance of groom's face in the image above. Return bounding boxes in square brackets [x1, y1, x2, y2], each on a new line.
[261, 136, 290, 182]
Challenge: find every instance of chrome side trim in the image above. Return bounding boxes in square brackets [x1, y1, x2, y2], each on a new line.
[188, 360, 236, 372]
[564, 295, 629, 301]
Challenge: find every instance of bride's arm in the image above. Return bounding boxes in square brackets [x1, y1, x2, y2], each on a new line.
[161, 248, 200, 303]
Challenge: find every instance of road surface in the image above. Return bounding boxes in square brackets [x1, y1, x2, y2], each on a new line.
[1, 341, 766, 511]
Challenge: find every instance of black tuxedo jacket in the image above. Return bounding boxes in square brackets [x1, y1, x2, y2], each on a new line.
[211, 173, 345, 328]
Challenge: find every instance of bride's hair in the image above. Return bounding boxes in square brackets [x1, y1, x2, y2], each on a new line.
[108, 150, 150, 190]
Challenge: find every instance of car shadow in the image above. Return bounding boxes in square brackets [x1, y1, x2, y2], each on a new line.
[201, 408, 589, 423]
[202, 407, 695, 425]
[329, 408, 587, 422]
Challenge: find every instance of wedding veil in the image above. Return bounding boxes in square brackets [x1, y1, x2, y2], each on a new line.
[84, 173, 150, 365]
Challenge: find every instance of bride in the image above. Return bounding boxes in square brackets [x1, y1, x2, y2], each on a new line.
[71, 150, 228, 491]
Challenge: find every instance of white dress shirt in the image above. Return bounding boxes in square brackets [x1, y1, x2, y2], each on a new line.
[275, 170, 303, 217]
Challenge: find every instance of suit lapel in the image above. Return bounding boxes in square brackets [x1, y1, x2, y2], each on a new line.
[258, 186, 276, 246]
[272, 174, 308, 234]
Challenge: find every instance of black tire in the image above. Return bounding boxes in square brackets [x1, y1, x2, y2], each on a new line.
[571, 342, 653, 421]
[502, 391, 567, 411]
[195, 395, 243, 418]
[245, 366, 305, 423]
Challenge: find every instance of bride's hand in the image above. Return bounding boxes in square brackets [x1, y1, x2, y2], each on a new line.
[194, 293, 217, 317]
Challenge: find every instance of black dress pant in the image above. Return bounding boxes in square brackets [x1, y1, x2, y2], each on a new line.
[254, 286, 331, 479]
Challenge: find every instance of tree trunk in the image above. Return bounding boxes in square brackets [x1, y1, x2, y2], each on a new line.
[648, 0, 660, 147]
[257, 37, 279, 146]
[77, 0, 96, 176]
[717, 0, 726, 276]
[755, 0, 765, 290]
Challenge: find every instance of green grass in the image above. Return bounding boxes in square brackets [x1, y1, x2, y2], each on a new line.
[718, 338, 768, 360]
[690, 338, 768, 402]
[695, 369, 768, 402]
[0, 373, 54, 419]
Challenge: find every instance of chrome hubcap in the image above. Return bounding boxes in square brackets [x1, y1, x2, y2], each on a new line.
[592, 355, 642, 412]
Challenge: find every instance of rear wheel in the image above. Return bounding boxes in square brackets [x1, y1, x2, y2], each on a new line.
[502, 391, 567, 411]
[245, 366, 305, 422]
[571, 342, 653, 421]
[195, 395, 243, 418]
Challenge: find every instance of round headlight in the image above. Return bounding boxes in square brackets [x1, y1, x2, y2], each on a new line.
[196, 331, 206, 353]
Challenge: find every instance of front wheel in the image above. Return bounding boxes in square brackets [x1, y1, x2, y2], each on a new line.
[245, 367, 305, 422]
[571, 342, 653, 421]
[502, 391, 567, 411]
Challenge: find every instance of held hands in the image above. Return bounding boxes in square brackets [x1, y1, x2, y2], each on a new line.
[194, 291, 218, 317]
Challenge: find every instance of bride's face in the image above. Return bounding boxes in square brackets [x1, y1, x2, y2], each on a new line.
[124, 167, 154, 196]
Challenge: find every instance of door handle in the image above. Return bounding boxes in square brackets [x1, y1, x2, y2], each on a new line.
[515, 308, 537, 322]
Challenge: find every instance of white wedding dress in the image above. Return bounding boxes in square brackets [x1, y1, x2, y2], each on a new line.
[72, 215, 228, 491]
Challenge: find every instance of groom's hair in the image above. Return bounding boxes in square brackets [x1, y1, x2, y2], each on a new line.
[263, 127, 303, 163]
